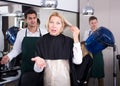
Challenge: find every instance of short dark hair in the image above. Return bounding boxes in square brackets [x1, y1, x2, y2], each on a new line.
[24, 9, 37, 19]
[37, 18, 40, 25]
[89, 16, 98, 22]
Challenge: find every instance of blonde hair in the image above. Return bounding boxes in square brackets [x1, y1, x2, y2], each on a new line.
[46, 11, 72, 30]
[81, 41, 93, 58]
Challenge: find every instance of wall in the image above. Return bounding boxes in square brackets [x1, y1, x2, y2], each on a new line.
[80, 0, 120, 86]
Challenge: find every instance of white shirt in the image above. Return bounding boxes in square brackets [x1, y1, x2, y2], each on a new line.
[7, 28, 47, 61]
[83, 29, 93, 41]
[34, 42, 83, 72]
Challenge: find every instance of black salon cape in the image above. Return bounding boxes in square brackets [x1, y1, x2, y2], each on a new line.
[35, 33, 78, 86]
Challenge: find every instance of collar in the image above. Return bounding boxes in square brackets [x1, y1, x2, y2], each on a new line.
[27, 28, 39, 33]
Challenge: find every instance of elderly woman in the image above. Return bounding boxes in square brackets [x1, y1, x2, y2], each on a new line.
[32, 11, 83, 86]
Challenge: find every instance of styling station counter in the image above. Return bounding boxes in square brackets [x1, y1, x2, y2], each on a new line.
[0, 66, 21, 85]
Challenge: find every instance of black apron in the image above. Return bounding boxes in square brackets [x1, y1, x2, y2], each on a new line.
[19, 29, 43, 86]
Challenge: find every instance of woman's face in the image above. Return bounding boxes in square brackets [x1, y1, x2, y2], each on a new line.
[48, 16, 63, 36]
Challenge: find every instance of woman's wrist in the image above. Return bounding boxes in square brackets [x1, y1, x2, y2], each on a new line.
[73, 35, 79, 43]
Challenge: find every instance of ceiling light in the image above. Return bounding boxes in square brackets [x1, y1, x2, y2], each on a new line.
[82, 0, 94, 16]
[41, 0, 58, 9]
[82, 6, 94, 16]
[15, 10, 23, 17]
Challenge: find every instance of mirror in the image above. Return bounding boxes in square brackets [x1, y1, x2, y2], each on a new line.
[0, 1, 79, 81]
[0, 0, 79, 54]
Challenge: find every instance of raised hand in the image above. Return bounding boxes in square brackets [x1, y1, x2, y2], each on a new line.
[70, 26, 80, 43]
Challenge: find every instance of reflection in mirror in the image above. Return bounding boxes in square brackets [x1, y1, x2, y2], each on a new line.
[0, 1, 78, 83]
[0, 0, 78, 51]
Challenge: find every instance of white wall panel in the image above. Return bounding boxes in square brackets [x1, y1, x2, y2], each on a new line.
[7, 0, 78, 12]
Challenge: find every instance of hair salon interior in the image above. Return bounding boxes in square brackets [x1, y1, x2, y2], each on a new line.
[0, 0, 120, 86]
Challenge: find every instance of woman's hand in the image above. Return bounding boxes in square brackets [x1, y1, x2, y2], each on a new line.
[70, 26, 80, 43]
[31, 57, 46, 69]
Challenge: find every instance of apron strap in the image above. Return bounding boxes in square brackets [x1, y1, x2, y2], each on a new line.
[89, 30, 92, 36]
[25, 29, 27, 37]
[39, 28, 42, 36]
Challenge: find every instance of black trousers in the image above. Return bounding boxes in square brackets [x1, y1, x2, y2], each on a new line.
[19, 72, 43, 86]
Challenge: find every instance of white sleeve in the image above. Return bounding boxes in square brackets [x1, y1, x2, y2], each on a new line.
[34, 63, 44, 73]
[83, 31, 89, 41]
[7, 30, 24, 61]
[72, 42, 83, 64]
